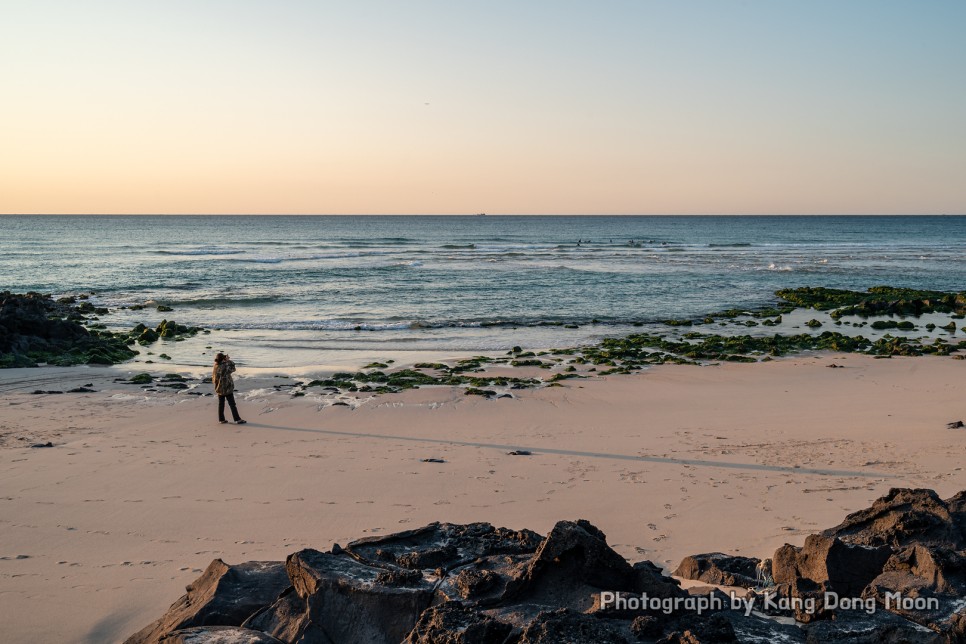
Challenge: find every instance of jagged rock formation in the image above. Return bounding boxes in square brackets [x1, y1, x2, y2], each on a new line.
[0, 291, 138, 367]
[677, 488, 966, 641]
[126, 560, 290, 644]
[0, 292, 132, 367]
[672, 553, 763, 589]
[0, 291, 205, 367]
[128, 489, 966, 644]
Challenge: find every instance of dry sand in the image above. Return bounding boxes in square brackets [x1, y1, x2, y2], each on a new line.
[1, 353, 964, 642]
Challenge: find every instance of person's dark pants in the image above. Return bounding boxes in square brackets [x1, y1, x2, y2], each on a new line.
[218, 393, 241, 422]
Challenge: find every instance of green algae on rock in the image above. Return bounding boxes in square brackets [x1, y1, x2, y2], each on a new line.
[0, 292, 211, 368]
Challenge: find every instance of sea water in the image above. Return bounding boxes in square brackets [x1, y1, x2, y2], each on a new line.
[1, 215, 964, 369]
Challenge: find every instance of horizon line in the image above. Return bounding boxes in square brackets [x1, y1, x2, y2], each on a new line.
[2, 213, 964, 217]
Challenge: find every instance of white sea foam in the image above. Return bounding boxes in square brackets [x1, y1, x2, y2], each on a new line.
[156, 246, 246, 256]
[215, 320, 423, 331]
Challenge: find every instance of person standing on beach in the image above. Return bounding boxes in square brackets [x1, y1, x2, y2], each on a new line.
[212, 353, 246, 425]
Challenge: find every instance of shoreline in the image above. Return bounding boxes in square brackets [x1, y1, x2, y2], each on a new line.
[1, 352, 964, 641]
[3, 287, 965, 374]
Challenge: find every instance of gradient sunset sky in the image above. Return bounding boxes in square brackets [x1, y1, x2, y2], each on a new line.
[3, 1, 965, 215]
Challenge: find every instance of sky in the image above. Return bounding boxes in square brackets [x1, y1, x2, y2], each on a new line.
[2, 1, 965, 215]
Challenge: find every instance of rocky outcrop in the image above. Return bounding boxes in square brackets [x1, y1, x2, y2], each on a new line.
[402, 603, 513, 644]
[674, 488, 966, 640]
[126, 560, 290, 644]
[0, 291, 138, 367]
[158, 626, 285, 643]
[503, 519, 638, 608]
[130, 489, 966, 644]
[248, 549, 436, 644]
[772, 534, 893, 597]
[515, 609, 631, 643]
[672, 553, 762, 589]
[0, 292, 207, 367]
[822, 488, 964, 548]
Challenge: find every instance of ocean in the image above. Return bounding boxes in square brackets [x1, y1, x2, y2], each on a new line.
[2, 215, 964, 370]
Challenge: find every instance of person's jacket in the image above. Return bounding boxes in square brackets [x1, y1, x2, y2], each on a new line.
[213, 360, 236, 396]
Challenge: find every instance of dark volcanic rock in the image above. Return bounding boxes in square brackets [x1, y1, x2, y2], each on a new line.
[252, 549, 435, 644]
[345, 521, 542, 572]
[158, 626, 285, 643]
[516, 608, 631, 643]
[402, 602, 513, 644]
[658, 612, 737, 644]
[768, 488, 966, 636]
[241, 588, 312, 643]
[802, 611, 943, 644]
[130, 491, 966, 644]
[726, 612, 806, 643]
[633, 560, 687, 598]
[1, 292, 88, 346]
[506, 520, 637, 607]
[861, 544, 966, 638]
[822, 488, 962, 549]
[125, 559, 290, 644]
[453, 567, 502, 599]
[877, 545, 966, 595]
[673, 553, 762, 589]
[435, 553, 533, 606]
[772, 534, 892, 599]
[0, 291, 138, 367]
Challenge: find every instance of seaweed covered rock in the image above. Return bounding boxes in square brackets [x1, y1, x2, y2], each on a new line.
[776, 286, 966, 317]
[0, 291, 139, 367]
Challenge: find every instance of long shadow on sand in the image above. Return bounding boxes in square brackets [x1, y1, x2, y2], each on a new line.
[248, 423, 890, 479]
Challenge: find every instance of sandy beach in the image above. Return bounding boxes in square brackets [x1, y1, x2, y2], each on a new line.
[1, 352, 963, 642]
[6, 0, 966, 638]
